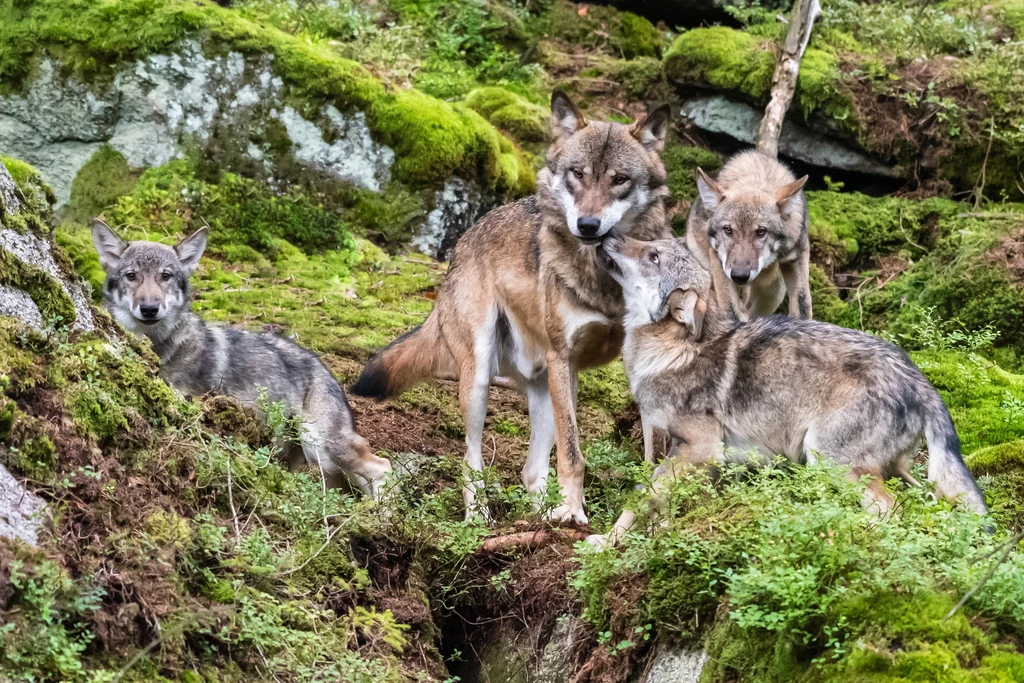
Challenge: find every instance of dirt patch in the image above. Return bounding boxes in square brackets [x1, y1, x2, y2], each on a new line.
[844, 56, 981, 186]
[986, 227, 1024, 283]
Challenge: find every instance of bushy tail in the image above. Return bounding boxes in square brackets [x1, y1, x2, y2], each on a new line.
[351, 313, 448, 399]
[925, 398, 988, 515]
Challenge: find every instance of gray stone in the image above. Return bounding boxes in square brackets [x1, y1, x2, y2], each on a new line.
[680, 95, 894, 177]
[0, 228, 95, 332]
[642, 646, 708, 683]
[0, 285, 44, 330]
[475, 615, 584, 683]
[276, 105, 393, 192]
[0, 41, 394, 205]
[414, 178, 492, 260]
[0, 463, 47, 546]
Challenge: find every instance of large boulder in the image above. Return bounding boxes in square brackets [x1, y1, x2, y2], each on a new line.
[0, 1, 536, 260]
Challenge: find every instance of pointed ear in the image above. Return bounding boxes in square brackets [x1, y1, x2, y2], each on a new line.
[630, 104, 671, 152]
[668, 289, 706, 340]
[776, 175, 808, 213]
[695, 169, 724, 211]
[91, 219, 127, 274]
[550, 89, 587, 141]
[174, 227, 208, 277]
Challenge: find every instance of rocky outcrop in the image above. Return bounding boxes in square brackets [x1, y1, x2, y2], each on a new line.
[0, 44, 394, 206]
[681, 95, 894, 177]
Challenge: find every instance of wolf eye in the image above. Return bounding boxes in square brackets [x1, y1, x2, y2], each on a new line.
[125, 272, 136, 281]
[571, 169, 584, 180]
[649, 251, 659, 265]
[722, 226, 733, 236]
[756, 227, 768, 238]
[612, 174, 629, 186]
[161, 271, 173, 281]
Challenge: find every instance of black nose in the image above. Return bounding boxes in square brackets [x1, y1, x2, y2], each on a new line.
[731, 271, 750, 285]
[577, 217, 601, 237]
[139, 304, 160, 319]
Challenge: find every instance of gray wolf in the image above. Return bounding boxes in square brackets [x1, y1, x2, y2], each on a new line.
[352, 91, 672, 522]
[91, 220, 392, 498]
[687, 150, 811, 322]
[591, 235, 987, 546]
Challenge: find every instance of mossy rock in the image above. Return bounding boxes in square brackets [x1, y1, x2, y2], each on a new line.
[618, 12, 663, 59]
[67, 146, 141, 223]
[858, 214, 1024, 366]
[806, 191, 963, 269]
[664, 27, 853, 125]
[0, 0, 535, 200]
[966, 440, 1024, 530]
[1, 156, 56, 220]
[464, 87, 549, 144]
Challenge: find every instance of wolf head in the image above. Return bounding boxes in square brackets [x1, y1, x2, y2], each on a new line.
[91, 220, 208, 338]
[539, 90, 671, 245]
[599, 235, 710, 333]
[695, 166, 807, 285]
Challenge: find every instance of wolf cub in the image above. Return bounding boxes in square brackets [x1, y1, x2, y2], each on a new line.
[687, 150, 811, 322]
[592, 235, 987, 546]
[92, 220, 391, 498]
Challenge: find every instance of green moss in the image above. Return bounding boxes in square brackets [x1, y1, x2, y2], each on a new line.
[966, 440, 1024, 529]
[578, 361, 632, 416]
[464, 87, 548, 144]
[0, 0, 534, 197]
[806, 191, 963, 268]
[808, 263, 849, 325]
[1, 157, 56, 221]
[858, 213, 1024, 364]
[912, 350, 1024, 455]
[0, 246, 77, 326]
[67, 146, 140, 223]
[662, 143, 723, 206]
[664, 28, 853, 125]
[618, 12, 662, 59]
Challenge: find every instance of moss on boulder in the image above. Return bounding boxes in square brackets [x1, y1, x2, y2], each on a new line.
[464, 87, 549, 144]
[665, 27, 853, 124]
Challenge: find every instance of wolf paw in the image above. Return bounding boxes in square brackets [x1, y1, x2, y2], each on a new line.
[545, 504, 588, 525]
[464, 505, 494, 526]
[585, 533, 610, 549]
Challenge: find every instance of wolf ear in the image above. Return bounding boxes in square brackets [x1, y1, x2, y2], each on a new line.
[91, 219, 127, 274]
[695, 169, 724, 211]
[668, 289, 706, 340]
[630, 104, 671, 152]
[776, 175, 808, 214]
[550, 89, 587, 141]
[174, 227, 208, 277]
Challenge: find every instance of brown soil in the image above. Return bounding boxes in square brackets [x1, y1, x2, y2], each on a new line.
[986, 226, 1024, 283]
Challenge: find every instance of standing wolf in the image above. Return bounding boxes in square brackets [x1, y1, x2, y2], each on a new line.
[91, 220, 392, 498]
[591, 235, 987, 546]
[688, 151, 811, 321]
[352, 91, 672, 522]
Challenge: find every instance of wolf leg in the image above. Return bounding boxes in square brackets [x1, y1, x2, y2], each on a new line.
[545, 352, 587, 524]
[781, 249, 812, 319]
[459, 315, 497, 522]
[523, 373, 556, 509]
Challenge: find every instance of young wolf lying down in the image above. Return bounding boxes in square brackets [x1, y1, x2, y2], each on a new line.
[91, 220, 392, 498]
[590, 235, 987, 546]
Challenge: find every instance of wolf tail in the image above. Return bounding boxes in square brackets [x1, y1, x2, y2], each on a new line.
[351, 312, 449, 399]
[924, 396, 988, 515]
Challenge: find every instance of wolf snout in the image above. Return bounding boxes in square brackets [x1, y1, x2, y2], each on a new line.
[730, 270, 751, 285]
[139, 303, 161, 320]
[576, 216, 601, 238]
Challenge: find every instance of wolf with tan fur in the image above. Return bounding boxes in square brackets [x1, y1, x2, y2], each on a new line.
[590, 235, 987, 547]
[688, 150, 811, 322]
[352, 91, 672, 523]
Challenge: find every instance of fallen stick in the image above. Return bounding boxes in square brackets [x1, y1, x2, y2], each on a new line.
[477, 528, 590, 554]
